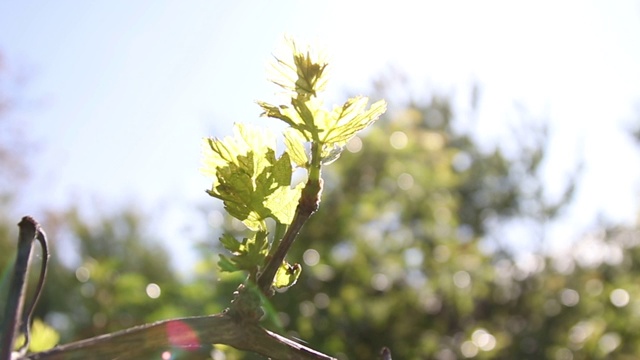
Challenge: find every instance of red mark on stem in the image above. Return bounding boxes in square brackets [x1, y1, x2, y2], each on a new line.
[165, 320, 201, 351]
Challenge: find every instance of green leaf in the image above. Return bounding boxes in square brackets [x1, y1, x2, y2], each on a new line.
[202, 123, 276, 187]
[203, 123, 298, 231]
[261, 40, 387, 157]
[242, 212, 266, 233]
[258, 101, 315, 138]
[218, 254, 239, 272]
[291, 97, 319, 131]
[205, 38, 388, 281]
[236, 231, 269, 270]
[219, 233, 241, 253]
[257, 102, 296, 129]
[320, 97, 387, 146]
[273, 262, 302, 289]
[271, 151, 294, 186]
[260, 94, 386, 164]
[265, 182, 304, 225]
[13, 318, 59, 352]
[218, 231, 270, 273]
[283, 127, 309, 167]
[268, 38, 329, 99]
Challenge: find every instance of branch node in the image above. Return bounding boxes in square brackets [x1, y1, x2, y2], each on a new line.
[228, 284, 264, 323]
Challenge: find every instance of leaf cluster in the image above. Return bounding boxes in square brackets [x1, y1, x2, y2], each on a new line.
[202, 38, 387, 291]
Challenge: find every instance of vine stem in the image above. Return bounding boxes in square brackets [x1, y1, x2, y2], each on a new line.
[1, 217, 49, 359]
[257, 142, 323, 295]
[257, 176, 322, 295]
[23, 313, 336, 360]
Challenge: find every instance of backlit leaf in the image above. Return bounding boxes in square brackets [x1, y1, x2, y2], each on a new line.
[219, 233, 241, 253]
[218, 254, 239, 273]
[266, 182, 304, 225]
[203, 123, 299, 230]
[218, 232, 270, 273]
[320, 97, 387, 146]
[273, 262, 302, 289]
[268, 37, 329, 99]
[283, 127, 309, 168]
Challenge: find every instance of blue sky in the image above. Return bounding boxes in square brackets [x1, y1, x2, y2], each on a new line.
[1, 1, 639, 271]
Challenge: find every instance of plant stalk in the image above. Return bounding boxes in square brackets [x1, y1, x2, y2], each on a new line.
[1, 217, 38, 359]
[257, 176, 322, 295]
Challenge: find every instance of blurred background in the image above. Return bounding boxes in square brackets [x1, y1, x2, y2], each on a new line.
[1, 1, 640, 359]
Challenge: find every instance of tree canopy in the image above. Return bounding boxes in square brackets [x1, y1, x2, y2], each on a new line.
[2, 45, 640, 359]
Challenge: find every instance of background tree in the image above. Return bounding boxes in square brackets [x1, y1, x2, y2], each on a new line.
[0, 50, 217, 356]
[256, 77, 579, 359]
[38, 208, 187, 341]
[3, 44, 640, 359]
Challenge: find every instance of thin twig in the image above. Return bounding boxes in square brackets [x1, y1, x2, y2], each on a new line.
[18, 224, 49, 355]
[257, 176, 322, 295]
[1, 216, 39, 360]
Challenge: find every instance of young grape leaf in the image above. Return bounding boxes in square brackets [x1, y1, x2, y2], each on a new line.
[268, 38, 328, 99]
[218, 232, 269, 273]
[202, 123, 276, 188]
[218, 254, 239, 273]
[261, 41, 387, 166]
[265, 182, 304, 225]
[257, 100, 316, 139]
[273, 262, 302, 289]
[219, 233, 241, 253]
[205, 38, 388, 289]
[283, 127, 309, 168]
[319, 96, 387, 146]
[203, 123, 300, 230]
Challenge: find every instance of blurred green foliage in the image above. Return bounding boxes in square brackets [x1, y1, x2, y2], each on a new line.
[37, 209, 177, 340]
[267, 89, 579, 359]
[1, 72, 639, 359]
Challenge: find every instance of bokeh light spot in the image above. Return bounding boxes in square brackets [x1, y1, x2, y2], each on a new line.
[75, 266, 90, 282]
[303, 249, 320, 266]
[585, 278, 603, 296]
[423, 295, 442, 314]
[610, 288, 630, 307]
[299, 300, 316, 317]
[599, 332, 621, 354]
[389, 131, 408, 149]
[569, 321, 593, 344]
[560, 288, 579, 307]
[472, 328, 496, 351]
[555, 348, 573, 360]
[403, 247, 423, 268]
[453, 271, 471, 288]
[146, 283, 161, 299]
[397, 172, 414, 190]
[314, 293, 330, 309]
[346, 136, 363, 153]
[371, 273, 391, 291]
[460, 340, 478, 358]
